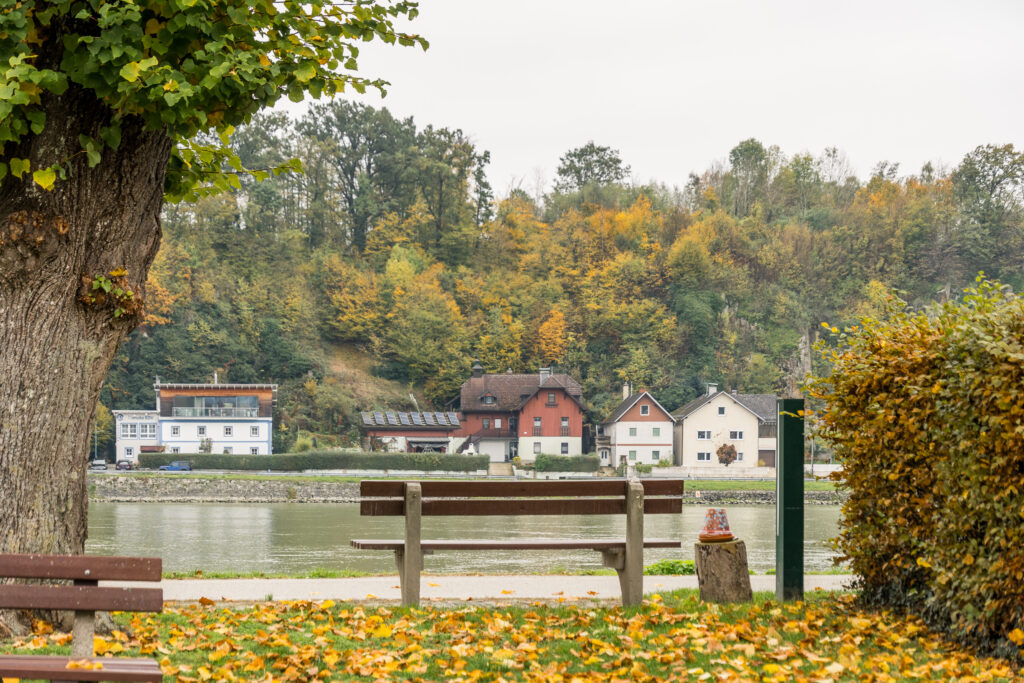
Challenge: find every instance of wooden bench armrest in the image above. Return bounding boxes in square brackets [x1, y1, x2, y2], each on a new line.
[0, 655, 162, 682]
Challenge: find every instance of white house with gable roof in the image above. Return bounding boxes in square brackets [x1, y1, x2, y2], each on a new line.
[672, 384, 778, 469]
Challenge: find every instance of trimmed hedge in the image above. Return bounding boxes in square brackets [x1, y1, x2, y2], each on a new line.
[808, 279, 1024, 660]
[138, 450, 489, 472]
[533, 453, 600, 472]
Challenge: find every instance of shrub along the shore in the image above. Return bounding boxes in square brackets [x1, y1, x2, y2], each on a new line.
[808, 278, 1024, 661]
[533, 453, 601, 472]
[138, 451, 489, 472]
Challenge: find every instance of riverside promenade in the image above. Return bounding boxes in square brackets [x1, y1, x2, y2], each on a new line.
[110, 574, 852, 603]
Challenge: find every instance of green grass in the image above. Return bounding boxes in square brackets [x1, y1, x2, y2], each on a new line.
[687, 478, 840, 492]
[4, 590, 1016, 681]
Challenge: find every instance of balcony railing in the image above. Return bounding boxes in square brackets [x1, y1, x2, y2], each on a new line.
[533, 427, 542, 436]
[560, 427, 570, 436]
[172, 407, 259, 418]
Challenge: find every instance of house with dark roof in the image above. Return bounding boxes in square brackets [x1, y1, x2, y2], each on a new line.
[671, 384, 778, 469]
[597, 384, 675, 468]
[360, 411, 462, 453]
[455, 362, 584, 462]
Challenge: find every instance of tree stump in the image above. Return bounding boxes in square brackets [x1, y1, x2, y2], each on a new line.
[694, 540, 753, 603]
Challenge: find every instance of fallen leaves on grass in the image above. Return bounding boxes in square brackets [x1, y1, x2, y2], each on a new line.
[3, 593, 1020, 682]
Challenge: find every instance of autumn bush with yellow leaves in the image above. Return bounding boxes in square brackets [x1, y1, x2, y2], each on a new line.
[3, 592, 1021, 682]
[808, 277, 1024, 659]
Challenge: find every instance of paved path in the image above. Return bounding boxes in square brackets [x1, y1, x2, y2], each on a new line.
[110, 575, 853, 603]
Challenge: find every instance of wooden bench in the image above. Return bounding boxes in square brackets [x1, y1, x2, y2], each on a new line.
[0, 553, 163, 682]
[351, 478, 684, 607]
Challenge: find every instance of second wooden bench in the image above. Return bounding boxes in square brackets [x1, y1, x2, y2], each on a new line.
[351, 478, 684, 607]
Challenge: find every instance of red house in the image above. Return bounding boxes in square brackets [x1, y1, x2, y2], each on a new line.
[456, 363, 584, 463]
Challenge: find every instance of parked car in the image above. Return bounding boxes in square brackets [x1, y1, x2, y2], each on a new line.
[88, 459, 108, 471]
[115, 460, 133, 471]
[158, 461, 192, 471]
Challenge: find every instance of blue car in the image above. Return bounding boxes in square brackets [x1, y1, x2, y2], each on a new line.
[158, 461, 192, 471]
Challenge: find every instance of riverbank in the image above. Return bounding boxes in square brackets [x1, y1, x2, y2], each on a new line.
[87, 474, 845, 505]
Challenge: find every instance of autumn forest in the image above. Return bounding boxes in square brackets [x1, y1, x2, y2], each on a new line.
[99, 100, 1024, 452]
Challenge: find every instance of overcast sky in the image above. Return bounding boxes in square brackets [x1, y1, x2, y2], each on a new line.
[285, 0, 1024, 197]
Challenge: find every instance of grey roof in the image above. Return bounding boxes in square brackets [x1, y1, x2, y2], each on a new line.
[601, 392, 675, 425]
[460, 372, 583, 412]
[360, 411, 460, 429]
[671, 391, 778, 422]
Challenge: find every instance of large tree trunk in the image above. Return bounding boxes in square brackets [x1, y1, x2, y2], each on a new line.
[0, 83, 172, 561]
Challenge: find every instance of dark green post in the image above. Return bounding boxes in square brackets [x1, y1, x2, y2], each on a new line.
[776, 397, 804, 601]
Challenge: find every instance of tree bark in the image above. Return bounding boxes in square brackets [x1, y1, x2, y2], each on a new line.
[0, 82, 172, 559]
[694, 540, 754, 604]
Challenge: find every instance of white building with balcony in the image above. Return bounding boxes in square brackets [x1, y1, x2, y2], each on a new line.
[112, 379, 278, 463]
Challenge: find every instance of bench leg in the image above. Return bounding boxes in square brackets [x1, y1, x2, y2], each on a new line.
[622, 480, 644, 607]
[71, 609, 94, 658]
[401, 483, 423, 607]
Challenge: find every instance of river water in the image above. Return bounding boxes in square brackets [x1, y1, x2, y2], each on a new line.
[85, 503, 842, 574]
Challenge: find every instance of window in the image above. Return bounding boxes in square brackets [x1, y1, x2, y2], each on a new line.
[120, 423, 137, 439]
[718, 406, 725, 415]
[482, 418, 491, 429]
[546, 392, 556, 405]
[759, 422, 777, 438]
[140, 423, 156, 439]
[482, 395, 496, 405]
[223, 447, 232, 454]
[600, 449, 609, 460]
[197, 426, 206, 436]
[250, 425, 259, 437]
[494, 418, 502, 428]
[561, 442, 569, 454]
[224, 426, 233, 437]
[737, 452, 743, 461]
[560, 416, 569, 436]
[171, 447, 180, 454]
[250, 447, 259, 455]
[729, 430, 744, 440]
[170, 426, 180, 437]
[534, 417, 542, 427]
[533, 416, 542, 436]
[652, 450, 660, 460]
[533, 442, 541, 454]
[124, 446, 134, 458]
[629, 450, 637, 460]
[697, 430, 711, 440]
[640, 405, 649, 416]
[652, 427, 660, 437]
[697, 451, 711, 462]
[629, 427, 637, 437]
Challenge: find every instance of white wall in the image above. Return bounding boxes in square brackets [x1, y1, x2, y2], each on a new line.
[517, 436, 582, 462]
[606, 420, 673, 466]
[161, 418, 273, 455]
[113, 411, 159, 462]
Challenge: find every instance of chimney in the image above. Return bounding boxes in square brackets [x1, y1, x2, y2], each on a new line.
[539, 367, 551, 381]
[622, 382, 631, 400]
[213, 371, 218, 385]
[731, 389, 737, 396]
[707, 383, 718, 396]
[471, 360, 483, 378]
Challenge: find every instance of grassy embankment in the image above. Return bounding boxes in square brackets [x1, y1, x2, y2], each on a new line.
[4, 591, 1018, 681]
[105, 472, 840, 492]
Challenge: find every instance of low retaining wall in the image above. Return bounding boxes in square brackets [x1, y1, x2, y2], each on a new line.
[88, 474, 845, 505]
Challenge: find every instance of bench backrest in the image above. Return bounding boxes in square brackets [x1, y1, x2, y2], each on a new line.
[359, 479, 684, 517]
[0, 553, 163, 613]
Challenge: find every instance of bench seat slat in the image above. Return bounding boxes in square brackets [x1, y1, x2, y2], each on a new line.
[351, 538, 682, 550]
[360, 479, 684, 498]
[0, 554, 161, 581]
[0, 655, 162, 682]
[0, 585, 163, 612]
[362, 497, 681, 517]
